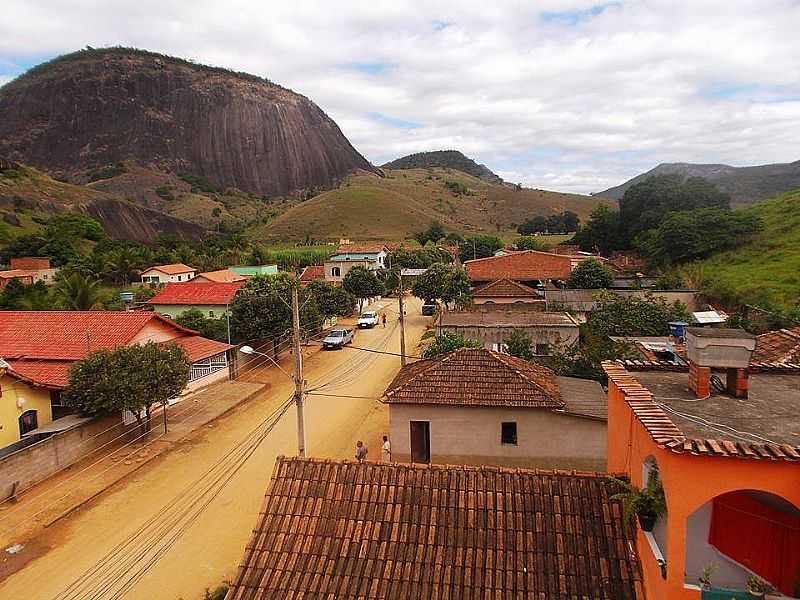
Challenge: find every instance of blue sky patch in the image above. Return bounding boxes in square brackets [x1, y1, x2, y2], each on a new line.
[432, 21, 450, 31]
[368, 112, 421, 129]
[541, 2, 621, 26]
[343, 62, 391, 76]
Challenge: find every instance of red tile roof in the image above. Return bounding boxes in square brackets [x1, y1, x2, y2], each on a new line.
[168, 335, 232, 362]
[383, 348, 563, 408]
[4, 359, 71, 389]
[465, 250, 573, 282]
[472, 278, 538, 297]
[227, 456, 644, 600]
[0, 269, 36, 279]
[602, 361, 800, 461]
[752, 327, 800, 364]
[298, 265, 325, 284]
[195, 269, 247, 283]
[142, 263, 196, 275]
[147, 282, 243, 305]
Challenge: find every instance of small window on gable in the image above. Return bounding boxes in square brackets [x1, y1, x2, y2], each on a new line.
[209, 310, 215, 318]
[501, 422, 517, 445]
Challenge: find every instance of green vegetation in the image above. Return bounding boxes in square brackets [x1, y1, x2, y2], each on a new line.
[413, 220, 446, 246]
[513, 235, 546, 251]
[566, 258, 614, 289]
[306, 280, 356, 318]
[1, 212, 106, 266]
[586, 290, 691, 337]
[381, 150, 502, 183]
[457, 235, 503, 262]
[64, 342, 190, 435]
[178, 172, 220, 194]
[422, 332, 482, 359]
[342, 266, 384, 311]
[444, 180, 470, 196]
[175, 309, 230, 342]
[155, 185, 176, 201]
[504, 330, 535, 361]
[411, 263, 471, 306]
[53, 273, 104, 310]
[87, 162, 126, 182]
[517, 210, 579, 235]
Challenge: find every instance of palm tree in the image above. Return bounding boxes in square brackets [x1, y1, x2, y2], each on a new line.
[54, 273, 104, 310]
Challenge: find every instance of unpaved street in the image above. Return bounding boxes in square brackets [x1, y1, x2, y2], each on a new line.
[0, 296, 426, 600]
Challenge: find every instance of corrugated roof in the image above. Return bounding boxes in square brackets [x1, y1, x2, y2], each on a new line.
[227, 456, 644, 600]
[148, 282, 243, 305]
[383, 348, 563, 408]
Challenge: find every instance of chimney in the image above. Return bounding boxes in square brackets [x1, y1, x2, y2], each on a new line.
[686, 328, 756, 399]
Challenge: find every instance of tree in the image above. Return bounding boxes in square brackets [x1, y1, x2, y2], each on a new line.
[414, 220, 446, 246]
[411, 263, 471, 306]
[422, 332, 482, 358]
[175, 308, 229, 342]
[307, 280, 356, 318]
[566, 258, 614, 289]
[572, 203, 624, 254]
[513, 236, 546, 251]
[504, 330, 535, 361]
[458, 235, 503, 262]
[53, 272, 104, 310]
[63, 342, 190, 435]
[342, 266, 384, 311]
[586, 290, 691, 337]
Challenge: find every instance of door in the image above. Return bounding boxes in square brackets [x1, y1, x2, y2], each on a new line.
[409, 421, 430, 463]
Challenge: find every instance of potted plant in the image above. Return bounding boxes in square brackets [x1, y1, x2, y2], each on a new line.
[699, 563, 715, 590]
[746, 575, 775, 598]
[609, 467, 667, 532]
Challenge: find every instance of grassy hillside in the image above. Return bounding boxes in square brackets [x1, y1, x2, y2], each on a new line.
[253, 167, 607, 242]
[698, 188, 800, 309]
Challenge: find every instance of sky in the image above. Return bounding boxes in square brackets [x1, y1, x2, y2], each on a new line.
[1, 0, 799, 194]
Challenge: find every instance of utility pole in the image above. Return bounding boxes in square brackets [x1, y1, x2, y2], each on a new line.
[291, 286, 306, 457]
[398, 270, 407, 366]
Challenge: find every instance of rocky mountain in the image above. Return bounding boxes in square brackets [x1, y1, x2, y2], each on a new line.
[0, 47, 374, 198]
[596, 160, 800, 204]
[382, 150, 503, 184]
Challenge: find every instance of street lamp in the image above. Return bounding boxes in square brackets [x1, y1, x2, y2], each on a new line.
[239, 345, 255, 355]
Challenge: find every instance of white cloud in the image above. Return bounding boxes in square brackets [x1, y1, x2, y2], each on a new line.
[1, 0, 799, 193]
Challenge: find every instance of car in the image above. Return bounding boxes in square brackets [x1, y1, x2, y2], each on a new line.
[322, 328, 354, 349]
[357, 311, 380, 328]
[421, 302, 437, 316]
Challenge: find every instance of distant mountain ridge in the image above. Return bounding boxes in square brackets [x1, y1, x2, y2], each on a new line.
[382, 150, 503, 184]
[596, 160, 800, 204]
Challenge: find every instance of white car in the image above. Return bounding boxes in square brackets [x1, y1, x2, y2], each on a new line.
[357, 311, 380, 328]
[322, 328, 354, 349]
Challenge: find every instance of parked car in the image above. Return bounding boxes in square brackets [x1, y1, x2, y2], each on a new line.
[322, 328, 354, 349]
[421, 302, 437, 316]
[358, 311, 380, 328]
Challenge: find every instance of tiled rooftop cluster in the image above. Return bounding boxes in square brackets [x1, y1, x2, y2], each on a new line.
[464, 250, 573, 282]
[227, 457, 644, 600]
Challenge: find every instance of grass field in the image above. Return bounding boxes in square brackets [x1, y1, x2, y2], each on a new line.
[252, 168, 609, 242]
[698, 188, 800, 309]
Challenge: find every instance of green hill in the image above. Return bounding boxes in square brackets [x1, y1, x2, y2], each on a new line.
[382, 150, 503, 183]
[698, 188, 800, 309]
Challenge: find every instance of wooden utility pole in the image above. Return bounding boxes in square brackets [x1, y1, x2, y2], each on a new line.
[398, 270, 407, 366]
[291, 286, 306, 457]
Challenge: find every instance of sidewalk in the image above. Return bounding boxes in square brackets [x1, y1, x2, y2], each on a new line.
[0, 380, 264, 552]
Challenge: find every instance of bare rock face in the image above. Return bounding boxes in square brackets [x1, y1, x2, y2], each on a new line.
[0, 49, 373, 197]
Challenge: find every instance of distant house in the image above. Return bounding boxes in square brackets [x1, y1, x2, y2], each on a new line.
[147, 282, 242, 319]
[298, 265, 324, 285]
[436, 309, 579, 354]
[324, 243, 388, 283]
[472, 278, 543, 304]
[752, 326, 800, 364]
[464, 249, 574, 284]
[0, 311, 231, 451]
[225, 456, 644, 600]
[193, 269, 247, 284]
[140, 263, 197, 284]
[0, 269, 35, 289]
[382, 348, 608, 470]
[9, 257, 58, 284]
[229, 265, 278, 277]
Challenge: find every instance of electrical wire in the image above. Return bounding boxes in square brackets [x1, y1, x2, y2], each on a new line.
[656, 401, 780, 445]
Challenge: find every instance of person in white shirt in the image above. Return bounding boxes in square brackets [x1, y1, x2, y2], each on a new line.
[381, 435, 391, 462]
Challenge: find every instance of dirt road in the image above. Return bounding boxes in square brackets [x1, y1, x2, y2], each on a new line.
[0, 296, 426, 600]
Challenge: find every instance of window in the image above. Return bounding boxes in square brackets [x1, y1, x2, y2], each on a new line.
[177, 275, 182, 281]
[331, 266, 341, 277]
[491, 343, 507, 353]
[208, 310, 215, 318]
[19, 410, 38, 436]
[501, 422, 517, 445]
[535, 343, 550, 355]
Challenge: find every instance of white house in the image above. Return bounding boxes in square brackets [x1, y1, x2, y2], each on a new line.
[324, 244, 388, 283]
[140, 263, 197, 284]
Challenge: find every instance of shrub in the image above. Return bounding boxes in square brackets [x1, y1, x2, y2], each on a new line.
[155, 185, 175, 201]
[88, 162, 126, 182]
[178, 172, 219, 193]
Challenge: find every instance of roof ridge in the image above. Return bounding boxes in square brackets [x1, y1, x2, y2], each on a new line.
[490, 350, 563, 405]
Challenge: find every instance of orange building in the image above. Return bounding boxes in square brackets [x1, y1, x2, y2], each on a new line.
[603, 327, 800, 599]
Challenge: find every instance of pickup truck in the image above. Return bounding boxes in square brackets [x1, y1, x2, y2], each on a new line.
[322, 328, 354, 350]
[357, 311, 380, 328]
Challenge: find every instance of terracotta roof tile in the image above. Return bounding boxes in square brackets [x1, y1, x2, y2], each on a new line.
[464, 251, 573, 282]
[148, 282, 243, 305]
[383, 348, 563, 408]
[472, 278, 539, 298]
[195, 269, 248, 283]
[299, 265, 325, 283]
[168, 335, 231, 362]
[142, 262, 196, 275]
[5, 359, 71, 389]
[752, 327, 800, 363]
[0, 269, 36, 279]
[227, 457, 644, 600]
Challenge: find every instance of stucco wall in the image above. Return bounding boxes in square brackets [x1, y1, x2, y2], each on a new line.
[151, 304, 229, 319]
[0, 374, 53, 449]
[324, 260, 372, 283]
[437, 324, 578, 352]
[389, 403, 606, 470]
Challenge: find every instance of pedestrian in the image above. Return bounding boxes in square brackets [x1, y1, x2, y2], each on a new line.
[355, 440, 368, 462]
[381, 313, 387, 328]
[381, 435, 391, 462]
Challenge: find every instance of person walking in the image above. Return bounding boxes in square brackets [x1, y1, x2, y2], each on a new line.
[355, 440, 368, 462]
[381, 435, 391, 462]
[381, 313, 387, 328]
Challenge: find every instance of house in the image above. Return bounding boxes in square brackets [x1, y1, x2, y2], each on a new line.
[382, 348, 608, 470]
[464, 249, 574, 284]
[436, 308, 579, 354]
[140, 263, 197, 284]
[603, 327, 800, 599]
[0, 269, 35, 289]
[225, 456, 645, 600]
[298, 264, 324, 285]
[472, 277, 544, 304]
[229, 265, 278, 277]
[545, 287, 700, 315]
[9, 257, 58, 284]
[147, 281, 242, 319]
[0, 311, 232, 451]
[324, 243, 388, 283]
[193, 269, 247, 284]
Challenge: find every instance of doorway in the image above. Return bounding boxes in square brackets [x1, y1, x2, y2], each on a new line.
[409, 421, 430, 463]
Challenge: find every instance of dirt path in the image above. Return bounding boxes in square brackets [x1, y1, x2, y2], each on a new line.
[0, 296, 427, 600]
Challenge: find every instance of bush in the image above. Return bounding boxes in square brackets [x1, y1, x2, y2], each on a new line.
[423, 333, 482, 358]
[155, 185, 175, 201]
[566, 258, 614, 289]
[444, 181, 470, 195]
[178, 172, 220, 194]
[88, 162, 126, 182]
